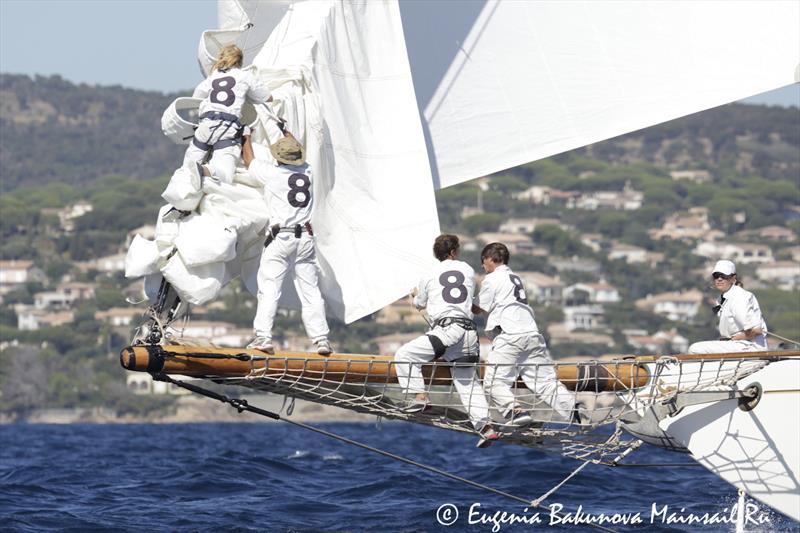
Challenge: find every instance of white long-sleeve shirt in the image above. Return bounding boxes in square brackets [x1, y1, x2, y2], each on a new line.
[476, 265, 539, 335]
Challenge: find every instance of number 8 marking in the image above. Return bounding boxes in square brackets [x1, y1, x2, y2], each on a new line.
[440, 271, 467, 304]
[288, 173, 311, 207]
[509, 274, 528, 303]
[210, 76, 236, 107]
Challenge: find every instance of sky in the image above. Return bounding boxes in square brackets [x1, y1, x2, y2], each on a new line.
[1, 0, 798, 106]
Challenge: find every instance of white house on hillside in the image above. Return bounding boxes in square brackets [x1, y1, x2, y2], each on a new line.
[517, 271, 563, 305]
[635, 290, 704, 323]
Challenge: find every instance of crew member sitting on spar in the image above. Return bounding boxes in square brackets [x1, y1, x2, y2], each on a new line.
[393, 234, 499, 448]
[185, 44, 272, 186]
[242, 130, 333, 356]
[473, 242, 577, 426]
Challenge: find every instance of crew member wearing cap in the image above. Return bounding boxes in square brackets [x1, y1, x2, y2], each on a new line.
[687, 260, 768, 354]
[241, 131, 333, 356]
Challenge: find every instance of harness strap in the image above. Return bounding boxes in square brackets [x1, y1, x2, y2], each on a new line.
[200, 110, 241, 124]
[434, 316, 477, 330]
[192, 136, 242, 152]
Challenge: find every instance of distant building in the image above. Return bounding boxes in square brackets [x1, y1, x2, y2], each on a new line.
[580, 233, 604, 253]
[498, 217, 566, 235]
[77, 253, 126, 273]
[517, 271, 563, 305]
[734, 225, 797, 243]
[41, 202, 93, 233]
[95, 307, 144, 327]
[624, 328, 689, 354]
[571, 182, 643, 211]
[635, 290, 703, 323]
[650, 207, 725, 242]
[756, 261, 800, 290]
[16, 305, 75, 331]
[475, 232, 538, 256]
[563, 304, 605, 331]
[126, 373, 190, 395]
[0, 260, 46, 285]
[607, 243, 648, 264]
[564, 281, 621, 305]
[669, 170, 712, 184]
[512, 186, 578, 207]
[34, 282, 97, 310]
[694, 242, 774, 265]
[550, 257, 603, 274]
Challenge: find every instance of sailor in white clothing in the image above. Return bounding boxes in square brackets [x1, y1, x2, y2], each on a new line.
[184, 45, 272, 185]
[242, 132, 332, 356]
[473, 242, 576, 426]
[393, 234, 498, 446]
[688, 260, 768, 354]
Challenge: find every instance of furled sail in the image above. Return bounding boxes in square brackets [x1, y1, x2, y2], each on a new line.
[171, 0, 798, 324]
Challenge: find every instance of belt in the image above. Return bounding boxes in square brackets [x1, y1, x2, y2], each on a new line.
[433, 316, 476, 331]
[264, 222, 314, 247]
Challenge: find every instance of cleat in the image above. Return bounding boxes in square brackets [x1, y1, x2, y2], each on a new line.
[247, 336, 274, 354]
[315, 338, 333, 356]
[476, 426, 500, 448]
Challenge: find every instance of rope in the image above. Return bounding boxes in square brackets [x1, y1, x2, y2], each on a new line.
[152, 372, 620, 533]
[767, 331, 800, 346]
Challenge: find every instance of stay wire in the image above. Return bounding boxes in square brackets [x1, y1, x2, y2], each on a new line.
[152, 372, 620, 533]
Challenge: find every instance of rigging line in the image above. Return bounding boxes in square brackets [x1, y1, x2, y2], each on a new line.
[151, 372, 620, 533]
[766, 331, 800, 346]
[611, 462, 702, 468]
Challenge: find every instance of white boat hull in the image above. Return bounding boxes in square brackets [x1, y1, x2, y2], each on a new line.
[658, 359, 800, 522]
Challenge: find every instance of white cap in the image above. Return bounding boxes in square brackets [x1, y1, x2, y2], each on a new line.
[712, 260, 736, 276]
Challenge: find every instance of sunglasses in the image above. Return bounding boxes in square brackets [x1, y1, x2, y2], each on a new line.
[712, 272, 733, 280]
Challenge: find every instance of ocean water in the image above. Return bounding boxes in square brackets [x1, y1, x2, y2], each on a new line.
[0, 422, 794, 533]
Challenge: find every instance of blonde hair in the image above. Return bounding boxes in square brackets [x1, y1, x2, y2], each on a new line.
[212, 45, 243, 72]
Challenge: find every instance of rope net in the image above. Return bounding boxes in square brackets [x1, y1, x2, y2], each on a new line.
[172, 351, 776, 457]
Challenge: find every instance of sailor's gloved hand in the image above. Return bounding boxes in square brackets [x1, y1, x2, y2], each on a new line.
[409, 287, 419, 298]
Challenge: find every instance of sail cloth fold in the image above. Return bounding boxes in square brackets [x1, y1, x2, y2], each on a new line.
[212, 0, 441, 322]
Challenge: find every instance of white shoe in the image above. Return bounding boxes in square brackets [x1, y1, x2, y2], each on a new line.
[247, 336, 274, 354]
[509, 410, 534, 428]
[315, 338, 333, 356]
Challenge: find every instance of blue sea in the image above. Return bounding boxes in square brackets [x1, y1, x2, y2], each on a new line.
[0, 422, 794, 532]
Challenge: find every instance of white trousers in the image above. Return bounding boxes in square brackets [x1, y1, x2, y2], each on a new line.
[394, 325, 491, 430]
[183, 119, 241, 184]
[253, 233, 329, 342]
[484, 333, 574, 420]
[688, 338, 767, 354]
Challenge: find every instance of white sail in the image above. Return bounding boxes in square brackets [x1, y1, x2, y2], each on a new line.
[401, 1, 800, 188]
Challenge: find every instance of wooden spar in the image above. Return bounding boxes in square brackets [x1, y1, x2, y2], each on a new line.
[120, 344, 652, 392]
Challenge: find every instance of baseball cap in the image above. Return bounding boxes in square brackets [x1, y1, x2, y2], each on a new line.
[270, 136, 305, 165]
[712, 260, 736, 276]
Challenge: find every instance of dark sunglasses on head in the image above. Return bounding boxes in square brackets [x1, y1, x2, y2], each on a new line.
[712, 272, 732, 280]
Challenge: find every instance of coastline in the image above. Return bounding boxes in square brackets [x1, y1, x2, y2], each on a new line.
[1, 395, 375, 424]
